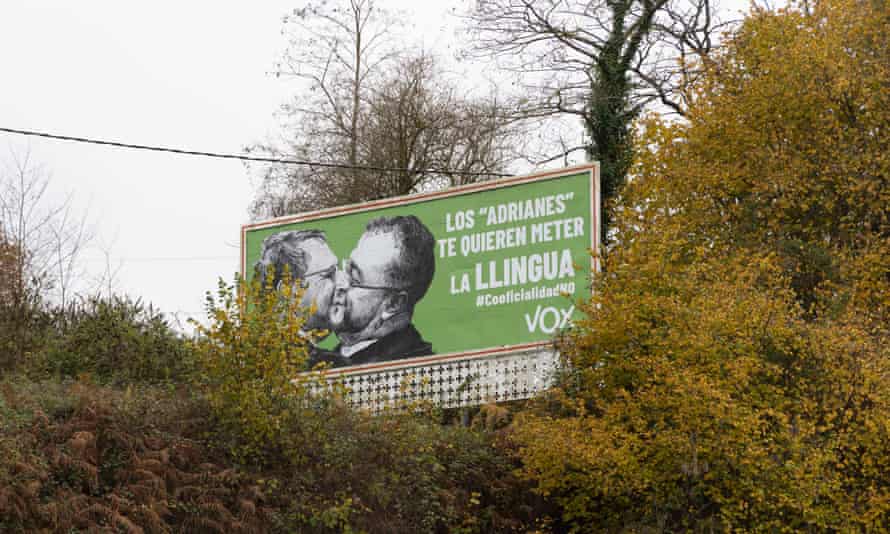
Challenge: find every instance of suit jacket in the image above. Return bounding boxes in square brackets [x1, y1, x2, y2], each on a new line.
[306, 345, 347, 370]
[331, 324, 433, 367]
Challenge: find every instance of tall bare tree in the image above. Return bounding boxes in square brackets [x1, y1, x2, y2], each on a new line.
[248, 0, 395, 218]
[278, 0, 397, 168]
[359, 53, 518, 194]
[248, 1, 518, 219]
[468, 0, 727, 244]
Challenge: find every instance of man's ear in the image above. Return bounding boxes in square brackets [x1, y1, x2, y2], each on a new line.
[380, 292, 407, 319]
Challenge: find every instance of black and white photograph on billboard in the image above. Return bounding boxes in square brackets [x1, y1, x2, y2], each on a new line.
[254, 215, 436, 369]
[244, 165, 597, 376]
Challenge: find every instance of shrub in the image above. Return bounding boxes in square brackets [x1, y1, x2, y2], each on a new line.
[0, 375, 271, 533]
[41, 295, 193, 384]
[261, 401, 539, 534]
[0, 291, 53, 373]
[0, 372, 542, 533]
[188, 274, 541, 532]
[191, 275, 311, 464]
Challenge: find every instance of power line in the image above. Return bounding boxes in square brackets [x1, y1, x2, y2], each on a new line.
[0, 126, 513, 178]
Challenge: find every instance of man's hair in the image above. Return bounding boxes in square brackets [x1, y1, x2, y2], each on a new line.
[253, 229, 327, 292]
[364, 215, 435, 306]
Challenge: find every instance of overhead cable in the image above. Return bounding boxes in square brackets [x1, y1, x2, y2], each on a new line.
[0, 126, 513, 178]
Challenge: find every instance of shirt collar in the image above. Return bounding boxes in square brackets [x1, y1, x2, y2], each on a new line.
[339, 338, 378, 358]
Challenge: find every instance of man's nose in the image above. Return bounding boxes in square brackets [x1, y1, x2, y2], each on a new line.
[333, 267, 349, 292]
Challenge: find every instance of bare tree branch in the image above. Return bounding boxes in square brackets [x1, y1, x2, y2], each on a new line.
[465, 0, 732, 245]
[247, 2, 520, 219]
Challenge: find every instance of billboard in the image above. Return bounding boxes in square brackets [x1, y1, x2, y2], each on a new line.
[241, 163, 600, 373]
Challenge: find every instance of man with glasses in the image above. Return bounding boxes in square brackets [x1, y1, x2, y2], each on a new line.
[253, 230, 340, 366]
[328, 215, 435, 366]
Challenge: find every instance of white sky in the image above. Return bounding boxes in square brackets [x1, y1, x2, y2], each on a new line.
[0, 1, 472, 327]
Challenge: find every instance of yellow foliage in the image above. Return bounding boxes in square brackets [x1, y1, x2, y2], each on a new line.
[514, 0, 890, 530]
[190, 273, 311, 463]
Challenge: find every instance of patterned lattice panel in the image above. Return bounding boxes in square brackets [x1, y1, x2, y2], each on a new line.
[307, 347, 560, 412]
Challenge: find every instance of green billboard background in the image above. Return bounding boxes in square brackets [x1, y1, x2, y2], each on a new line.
[242, 167, 597, 359]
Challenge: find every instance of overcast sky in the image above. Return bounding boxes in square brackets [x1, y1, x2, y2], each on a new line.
[0, 1, 476, 327]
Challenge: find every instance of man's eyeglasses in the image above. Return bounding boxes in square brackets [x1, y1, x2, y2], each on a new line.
[298, 265, 337, 288]
[340, 259, 409, 293]
[348, 282, 408, 293]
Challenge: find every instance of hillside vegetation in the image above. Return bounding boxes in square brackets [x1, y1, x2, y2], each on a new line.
[1, 0, 887, 531]
[514, 0, 890, 530]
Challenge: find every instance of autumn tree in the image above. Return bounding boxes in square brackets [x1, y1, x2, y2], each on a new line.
[0, 225, 21, 305]
[0, 150, 92, 367]
[249, 1, 516, 219]
[468, 0, 727, 244]
[514, 0, 890, 529]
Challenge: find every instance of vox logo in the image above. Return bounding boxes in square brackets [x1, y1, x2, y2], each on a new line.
[524, 305, 574, 334]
